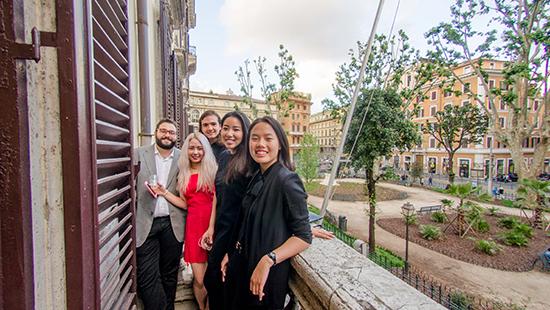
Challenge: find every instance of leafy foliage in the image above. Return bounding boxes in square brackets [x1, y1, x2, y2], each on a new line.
[296, 134, 320, 185]
[423, 104, 489, 183]
[450, 291, 473, 309]
[234, 45, 298, 118]
[516, 179, 550, 228]
[410, 160, 424, 184]
[403, 213, 418, 225]
[474, 239, 502, 255]
[500, 230, 529, 247]
[420, 225, 442, 240]
[472, 219, 490, 233]
[424, 0, 550, 179]
[513, 223, 534, 239]
[431, 211, 448, 223]
[498, 216, 521, 229]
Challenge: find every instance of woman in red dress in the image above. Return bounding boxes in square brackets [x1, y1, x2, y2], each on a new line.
[154, 132, 218, 310]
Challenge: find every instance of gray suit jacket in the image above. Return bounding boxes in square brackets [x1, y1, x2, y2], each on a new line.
[134, 144, 186, 247]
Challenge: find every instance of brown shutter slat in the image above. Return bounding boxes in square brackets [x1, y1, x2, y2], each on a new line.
[96, 100, 130, 124]
[95, 82, 129, 110]
[93, 39, 128, 80]
[99, 225, 132, 263]
[96, 0, 127, 36]
[92, 17, 128, 63]
[89, 0, 135, 307]
[94, 60, 129, 95]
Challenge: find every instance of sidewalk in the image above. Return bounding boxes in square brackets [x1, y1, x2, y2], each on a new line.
[308, 183, 550, 309]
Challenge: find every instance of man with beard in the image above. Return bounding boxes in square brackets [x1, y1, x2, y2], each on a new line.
[134, 119, 185, 310]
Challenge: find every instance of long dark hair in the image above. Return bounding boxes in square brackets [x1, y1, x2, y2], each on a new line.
[222, 111, 251, 182]
[248, 116, 294, 171]
[199, 110, 222, 144]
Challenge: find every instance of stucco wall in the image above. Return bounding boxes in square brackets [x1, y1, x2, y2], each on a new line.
[24, 0, 67, 308]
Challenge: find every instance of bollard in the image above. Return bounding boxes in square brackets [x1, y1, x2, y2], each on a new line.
[338, 215, 348, 231]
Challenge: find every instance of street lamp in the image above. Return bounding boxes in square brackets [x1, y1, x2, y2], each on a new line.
[401, 202, 415, 272]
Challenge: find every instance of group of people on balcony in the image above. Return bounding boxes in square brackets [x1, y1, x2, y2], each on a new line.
[134, 111, 332, 310]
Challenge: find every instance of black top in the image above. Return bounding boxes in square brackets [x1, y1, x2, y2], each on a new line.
[211, 142, 226, 162]
[233, 162, 312, 308]
[209, 150, 251, 265]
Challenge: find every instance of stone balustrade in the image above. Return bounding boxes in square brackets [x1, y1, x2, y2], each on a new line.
[289, 238, 445, 310]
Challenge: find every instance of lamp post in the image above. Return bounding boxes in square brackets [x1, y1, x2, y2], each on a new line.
[401, 202, 415, 272]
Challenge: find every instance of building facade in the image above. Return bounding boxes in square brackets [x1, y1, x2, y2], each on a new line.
[187, 90, 277, 132]
[394, 59, 548, 179]
[309, 110, 342, 160]
[278, 92, 313, 159]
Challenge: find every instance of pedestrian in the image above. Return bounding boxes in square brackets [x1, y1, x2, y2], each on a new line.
[153, 132, 218, 309]
[223, 116, 312, 309]
[199, 110, 225, 160]
[204, 111, 253, 310]
[134, 119, 185, 310]
[499, 186, 504, 199]
[428, 174, 433, 186]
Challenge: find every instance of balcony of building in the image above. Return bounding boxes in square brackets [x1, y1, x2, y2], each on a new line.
[175, 238, 444, 309]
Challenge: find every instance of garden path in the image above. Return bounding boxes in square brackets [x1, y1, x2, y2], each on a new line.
[308, 182, 549, 309]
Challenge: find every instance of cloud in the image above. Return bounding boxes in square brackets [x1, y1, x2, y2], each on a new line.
[216, 0, 452, 111]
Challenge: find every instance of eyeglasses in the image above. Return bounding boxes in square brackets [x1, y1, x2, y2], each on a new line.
[158, 128, 176, 136]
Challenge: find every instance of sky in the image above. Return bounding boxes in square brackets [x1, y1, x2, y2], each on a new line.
[189, 0, 454, 113]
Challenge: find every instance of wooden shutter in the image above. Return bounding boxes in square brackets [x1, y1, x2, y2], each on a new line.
[89, 0, 136, 308]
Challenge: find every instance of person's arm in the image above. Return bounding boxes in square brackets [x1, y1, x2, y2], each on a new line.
[200, 195, 216, 250]
[250, 173, 312, 301]
[250, 236, 310, 300]
[154, 184, 187, 209]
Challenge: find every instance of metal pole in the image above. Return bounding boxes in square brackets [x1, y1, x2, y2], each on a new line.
[405, 219, 410, 272]
[319, 0, 385, 217]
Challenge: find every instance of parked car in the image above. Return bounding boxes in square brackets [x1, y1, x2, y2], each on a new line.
[508, 173, 518, 182]
[538, 172, 550, 181]
[494, 173, 517, 183]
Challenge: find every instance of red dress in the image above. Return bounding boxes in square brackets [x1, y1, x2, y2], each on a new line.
[183, 174, 214, 263]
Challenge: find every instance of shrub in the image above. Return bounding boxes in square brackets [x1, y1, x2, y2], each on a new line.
[500, 230, 529, 246]
[501, 199, 514, 208]
[513, 223, 534, 239]
[431, 211, 447, 223]
[420, 225, 442, 240]
[475, 239, 501, 255]
[472, 218, 490, 233]
[450, 291, 473, 309]
[487, 206, 500, 216]
[369, 247, 405, 268]
[498, 216, 521, 229]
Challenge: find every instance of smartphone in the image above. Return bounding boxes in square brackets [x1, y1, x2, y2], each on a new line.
[144, 181, 158, 198]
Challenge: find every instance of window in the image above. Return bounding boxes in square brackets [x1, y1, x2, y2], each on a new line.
[522, 138, 529, 148]
[407, 75, 412, 87]
[444, 90, 452, 97]
[430, 106, 437, 116]
[532, 137, 541, 147]
[534, 118, 539, 129]
[464, 65, 472, 74]
[499, 117, 506, 128]
[461, 139, 468, 148]
[431, 91, 437, 100]
[489, 62, 495, 69]
[500, 81, 508, 90]
[486, 137, 493, 148]
[303, 126, 307, 132]
[499, 99, 506, 110]
[429, 138, 436, 148]
[463, 83, 471, 93]
[190, 109, 200, 122]
[462, 100, 470, 107]
[488, 99, 492, 110]
[417, 108, 424, 118]
[489, 80, 495, 89]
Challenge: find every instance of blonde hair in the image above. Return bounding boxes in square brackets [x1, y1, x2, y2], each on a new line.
[178, 132, 218, 193]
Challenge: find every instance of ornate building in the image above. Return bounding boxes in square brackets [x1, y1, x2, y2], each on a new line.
[395, 59, 548, 178]
[278, 92, 313, 159]
[309, 110, 342, 160]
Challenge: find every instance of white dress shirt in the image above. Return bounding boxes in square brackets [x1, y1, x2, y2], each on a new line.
[153, 146, 175, 217]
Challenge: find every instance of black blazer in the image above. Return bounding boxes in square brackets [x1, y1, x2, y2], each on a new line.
[234, 162, 312, 308]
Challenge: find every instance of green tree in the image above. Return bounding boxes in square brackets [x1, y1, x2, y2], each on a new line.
[326, 31, 424, 254]
[234, 45, 298, 118]
[410, 160, 424, 184]
[516, 178, 550, 228]
[447, 183, 480, 236]
[424, 0, 550, 180]
[296, 134, 320, 185]
[423, 104, 489, 183]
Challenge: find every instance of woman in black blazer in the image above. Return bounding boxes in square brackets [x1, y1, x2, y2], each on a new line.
[223, 116, 312, 309]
